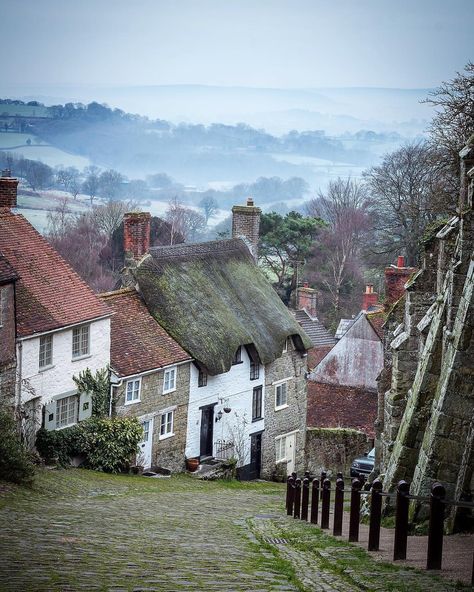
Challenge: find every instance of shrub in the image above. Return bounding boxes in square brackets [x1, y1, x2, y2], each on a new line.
[73, 367, 110, 418]
[36, 417, 143, 473]
[0, 409, 35, 485]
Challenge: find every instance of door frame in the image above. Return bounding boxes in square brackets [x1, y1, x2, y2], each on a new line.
[249, 430, 264, 480]
[138, 416, 154, 469]
[199, 403, 216, 458]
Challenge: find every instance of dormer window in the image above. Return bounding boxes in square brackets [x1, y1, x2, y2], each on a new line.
[198, 369, 208, 387]
[232, 346, 242, 365]
[250, 361, 259, 380]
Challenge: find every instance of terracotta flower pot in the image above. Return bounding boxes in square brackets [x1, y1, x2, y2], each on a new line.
[186, 458, 200, 472]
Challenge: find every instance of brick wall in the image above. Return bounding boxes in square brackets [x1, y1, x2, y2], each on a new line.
[0, 283, 16, 408]
[123, 212, 151, 260]
[261, 342, 307, 479]
[305, 427, 370, 475]
[115, 362, 191, 472]
[231, 199, 261, 260]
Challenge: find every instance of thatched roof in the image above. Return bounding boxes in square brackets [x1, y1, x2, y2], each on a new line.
[135, 238, 312, 375]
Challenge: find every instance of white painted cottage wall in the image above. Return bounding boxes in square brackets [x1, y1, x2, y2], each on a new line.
[186, 347, 265, 465]
[19, 317, 111, 405]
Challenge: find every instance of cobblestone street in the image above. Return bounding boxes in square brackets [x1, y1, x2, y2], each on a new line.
[0, 470, 470, 591]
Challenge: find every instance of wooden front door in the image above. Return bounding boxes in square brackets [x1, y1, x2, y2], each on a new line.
[200, 405, 214, 458]
[249, 432, 263, 480]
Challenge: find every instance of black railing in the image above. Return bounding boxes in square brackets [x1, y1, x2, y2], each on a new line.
[285, 472, 474, 583]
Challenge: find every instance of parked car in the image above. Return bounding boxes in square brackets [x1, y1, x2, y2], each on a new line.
[350, 448, 375, 478]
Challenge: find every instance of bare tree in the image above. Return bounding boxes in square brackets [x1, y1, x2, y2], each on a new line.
[306, 178, 370, 316]
[82, 165, 100, 205]
[92, 200, 137, 238]
[56, 166, 81, 199]
[165, 197, 206, 243]
[46, 197, 75, 240]
[199, 194, 219, 224]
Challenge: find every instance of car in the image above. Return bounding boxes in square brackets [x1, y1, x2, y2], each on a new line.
[350, 447, 375, 478]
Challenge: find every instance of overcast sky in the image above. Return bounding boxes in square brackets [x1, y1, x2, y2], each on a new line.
[1, 0, 473, 89]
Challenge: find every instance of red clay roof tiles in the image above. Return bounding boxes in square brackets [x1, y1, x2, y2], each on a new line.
[0, 210, 110, 337]
[100, 288, 191, 377]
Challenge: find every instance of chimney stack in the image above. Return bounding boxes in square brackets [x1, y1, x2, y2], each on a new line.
[362, 284, 378, 312]
[231, 197, 261, 261]
[0, 170, 19, 209]
[384, 255, 416, 306]
[123, 212, 151, 261]
[297, 283, 318, 318]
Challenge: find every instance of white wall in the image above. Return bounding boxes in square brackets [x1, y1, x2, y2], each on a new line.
[186, 347, 264, 465]
[19, 317, 111, 405]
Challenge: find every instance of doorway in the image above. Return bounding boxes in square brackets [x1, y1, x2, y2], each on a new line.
[138, 417, 154, 469]
[249, 431, 263, 479]
[200, 404, 215, 458]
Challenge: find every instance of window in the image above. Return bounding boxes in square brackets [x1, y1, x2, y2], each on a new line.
[125, 379, 141, 404]
[56, 395, 78, 428]
[163, 367, 176, 393]
[275, 382, 288, 409]
[72, 324, 90, 359]
[250, 361, 259, 380]
[142, 419, 151, 442]
[160, 410, 174, 439]
[198, 369, 207, 387]
[252, 386, 263, 421]
[275, 435, 287, 462]
[39, 334, 53, 369]
[232, 346, 242, 365]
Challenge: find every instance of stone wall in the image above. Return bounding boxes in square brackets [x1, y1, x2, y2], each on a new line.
[0, 282, 16, 409]
[305, 427, 370, 476]
[380, 140, 474, 532]
[261, 340, 307, 479]
[115, 362, 191, 473]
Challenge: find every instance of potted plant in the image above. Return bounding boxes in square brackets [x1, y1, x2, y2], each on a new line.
[185, 457, 200, 472]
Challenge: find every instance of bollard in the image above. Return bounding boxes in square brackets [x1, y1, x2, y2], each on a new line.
[321, 478, 331, 529]
[301, 477, 310, 521]
[368, 480, 383, 551]
[320, 471, 327, 500]
[333, 477, 344, 536]
[471, 552, 474, 587]
[336, 471, 343, 480]
[304, 470, 311, 480]
[310, 479, 320, 524]
[286, 476, 295, 516]
[427, 482, 446, 570]
[349, 478, 362, 542]
[393, 480, 410, 561]
[293, 478, 302, 519]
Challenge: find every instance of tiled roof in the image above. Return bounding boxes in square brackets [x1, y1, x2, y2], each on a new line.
[294, 310, 336, 348]
[0, 210, 110, 337]
[100, 288, 192, 377]
[335, 318, 355, 340]
[0, 253, 19, 284]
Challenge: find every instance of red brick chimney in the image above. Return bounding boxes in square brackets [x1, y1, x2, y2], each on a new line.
[384, 256, 417, 306]
[362, 284, 378, 311]
[0, 170, 19, 209]
[123, 212, 151, 260]
[231, 197, 261, 261]
[297, 283, 318, 317]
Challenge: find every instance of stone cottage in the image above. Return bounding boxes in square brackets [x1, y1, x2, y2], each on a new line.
[100, 288, 192, 471]
[120, 199, 311, 479]
[379, 139, 474, 531]
[0, 172, 111, 444]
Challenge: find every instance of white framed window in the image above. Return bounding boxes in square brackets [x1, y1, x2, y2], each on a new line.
[275, 435, 287, 463]
[163, 367, 176, 394]
[72, 324, 90, 359]
[275, 381, 288, 410]
[160, 410, 174, 439]
[39, 334, 53, 369]
[125, 378, 141, 404]
[56, 395, 78, 429]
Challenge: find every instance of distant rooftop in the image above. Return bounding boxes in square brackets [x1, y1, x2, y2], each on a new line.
[294, 309, 336, 348]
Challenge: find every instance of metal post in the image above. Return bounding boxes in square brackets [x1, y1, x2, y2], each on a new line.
[393, 480, 410, 560]
[293, 478, 302, 519]
[427, 482, 446, 570]
[349, 478, 362, 542]
[333, 477, 344, 536]
[321, 478, 331, 529]
[368, 480, 383, 551]
[286, 476, 295, 516]
[310, 479, 319, 524]
[320, 471, 327, 500]
[301, 477, 310, 521]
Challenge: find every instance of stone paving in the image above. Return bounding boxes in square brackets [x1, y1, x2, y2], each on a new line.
[0, 470, 470, 591]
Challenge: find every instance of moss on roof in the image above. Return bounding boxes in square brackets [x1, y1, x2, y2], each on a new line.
[135, 238, 312, 375]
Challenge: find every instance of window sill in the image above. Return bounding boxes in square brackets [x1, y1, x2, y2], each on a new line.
[159, 432, 175, 441]
[252, 417, 263, 423]
[275, 404, 289, 412]
[275, 458, 287, 464]
[125, 399, 141, 406]
[71, 354, 92, 363]
[39, 364, 55, 373]
[250, 377, 260, 381]
[162, 388, 176, 395]
[231, 361, 243, 366]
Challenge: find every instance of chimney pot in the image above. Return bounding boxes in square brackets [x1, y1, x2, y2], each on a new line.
[246, 197, 254, 206]
[362, 285, 378, 311]
[397, 256, 405, 268]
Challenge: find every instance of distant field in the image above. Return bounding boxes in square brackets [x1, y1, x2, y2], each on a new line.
[0, 104, 50, 117]
[0, 132, 91, 168]
[16, 191, 91, 233]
